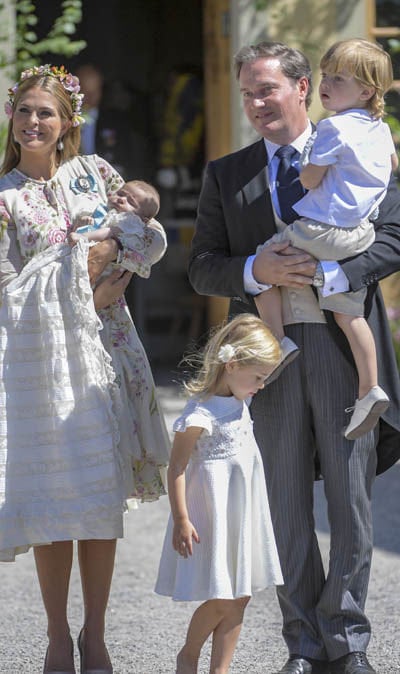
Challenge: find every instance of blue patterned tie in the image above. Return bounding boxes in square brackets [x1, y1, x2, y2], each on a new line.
[275, 145, 305, 224]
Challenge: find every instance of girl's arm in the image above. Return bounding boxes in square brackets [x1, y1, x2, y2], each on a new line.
[391, 152, 398, 172]
[168, 426, 202, 557]
[300, 162, 329, 190]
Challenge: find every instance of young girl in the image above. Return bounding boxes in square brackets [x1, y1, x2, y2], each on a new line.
[155, 314, 284, 674]
[254, 38, 398, 440]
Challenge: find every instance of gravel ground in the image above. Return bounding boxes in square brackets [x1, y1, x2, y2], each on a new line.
[1, 377, 399, 674]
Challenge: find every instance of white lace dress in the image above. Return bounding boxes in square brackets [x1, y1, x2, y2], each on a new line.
[0, 155, 170, 562]
[155, 395, 283, 601]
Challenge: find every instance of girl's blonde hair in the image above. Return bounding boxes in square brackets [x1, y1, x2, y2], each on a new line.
[184, 313, 281, 398]
[320, 38, 393, 119]
[1, 75, 81, 176]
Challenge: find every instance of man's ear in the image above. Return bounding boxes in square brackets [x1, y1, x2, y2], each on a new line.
[297, 76, 309, 103]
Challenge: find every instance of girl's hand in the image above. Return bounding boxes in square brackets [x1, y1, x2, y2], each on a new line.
[87, 239, 118, 285]
[93, 269, 132, 310]
[172, 518, 200, 558]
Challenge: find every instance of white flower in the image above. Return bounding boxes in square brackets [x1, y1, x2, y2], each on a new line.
[217, 344, 236, 362]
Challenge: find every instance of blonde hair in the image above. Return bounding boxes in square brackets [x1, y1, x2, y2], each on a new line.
[320, 38, 393, 119]
[1, 74, 81, 176]
[184, 313, 281, 398]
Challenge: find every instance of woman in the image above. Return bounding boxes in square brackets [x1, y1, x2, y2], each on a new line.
[0, 65, 169, 674]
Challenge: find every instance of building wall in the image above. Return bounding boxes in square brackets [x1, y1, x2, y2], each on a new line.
[229, 0, 368, 151]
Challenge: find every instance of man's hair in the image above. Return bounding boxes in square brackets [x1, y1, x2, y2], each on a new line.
[234, 41, 313, 109]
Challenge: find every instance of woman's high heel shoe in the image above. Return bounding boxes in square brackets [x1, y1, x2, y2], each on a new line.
[77, 628, 113, 674]
[43, 637, 76, 674]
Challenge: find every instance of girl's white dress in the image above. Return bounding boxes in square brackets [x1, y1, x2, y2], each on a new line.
[155, 395, 283, 601]
[0, 155, 170, 562]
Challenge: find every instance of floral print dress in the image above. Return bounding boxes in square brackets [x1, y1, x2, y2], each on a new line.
[0, 155, 170, 561]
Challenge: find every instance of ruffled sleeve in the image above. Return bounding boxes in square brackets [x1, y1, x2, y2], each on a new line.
[172, 399, 213, 435]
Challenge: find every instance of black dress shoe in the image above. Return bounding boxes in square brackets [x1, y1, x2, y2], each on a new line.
[330, 652, 376, 674]
[278, 659, 313, 674]
[278, 657, 331, 674]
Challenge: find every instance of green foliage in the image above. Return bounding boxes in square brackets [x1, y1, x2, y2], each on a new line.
[0, 0, 86, 160]
[0, 0, 86, 78]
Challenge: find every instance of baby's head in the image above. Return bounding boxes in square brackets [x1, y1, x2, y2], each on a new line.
[108, 180, 160, 222]
[320, 39, 394, 119]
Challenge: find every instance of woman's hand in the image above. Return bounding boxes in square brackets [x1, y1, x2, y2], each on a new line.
[87, 239, 118, 285]
[93, 268, 133, 310]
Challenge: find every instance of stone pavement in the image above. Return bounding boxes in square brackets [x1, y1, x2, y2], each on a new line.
[0, 372, 399, 673]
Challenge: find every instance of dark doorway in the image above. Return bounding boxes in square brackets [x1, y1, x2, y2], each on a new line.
[35, 0, 206, 363]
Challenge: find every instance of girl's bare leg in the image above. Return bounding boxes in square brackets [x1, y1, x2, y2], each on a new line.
[34, 540, 75, 671]
[176, 597, 250, 674]
[78, 538, 116, 670]
[209, 597, 250, 674]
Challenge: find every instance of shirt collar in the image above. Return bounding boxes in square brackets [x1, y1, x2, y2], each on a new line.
[263, 121, 313, 162]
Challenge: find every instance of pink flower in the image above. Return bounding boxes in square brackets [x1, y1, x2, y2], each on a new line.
[4, 101, 12, 119]
[47, 228, 67, 245]
[63, 73, 80, 93]
[23, 230, 39, 248]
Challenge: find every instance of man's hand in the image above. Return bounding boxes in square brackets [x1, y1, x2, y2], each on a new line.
[93, 269, 133, 310]
[87, 239, 118, 285]
[253, 241, 317, 288]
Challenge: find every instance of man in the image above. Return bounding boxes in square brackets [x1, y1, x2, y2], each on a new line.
[76, 63, 136, 179]
[188, 41, 400, 674]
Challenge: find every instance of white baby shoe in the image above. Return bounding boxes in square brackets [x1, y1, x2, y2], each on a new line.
[266, 336, 300, 385]
[344, 385, 390, 440]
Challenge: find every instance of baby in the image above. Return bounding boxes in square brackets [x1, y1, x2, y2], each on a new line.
[69, 179, 160, 245]
[68, 180, 161, 278]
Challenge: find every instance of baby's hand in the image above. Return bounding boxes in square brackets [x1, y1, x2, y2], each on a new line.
[172, 519, 200, 558]
[67, 231, 82, 247]
[71, 214, 95, 232]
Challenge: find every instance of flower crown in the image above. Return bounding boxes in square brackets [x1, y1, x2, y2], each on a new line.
[4, 64, 85, 127]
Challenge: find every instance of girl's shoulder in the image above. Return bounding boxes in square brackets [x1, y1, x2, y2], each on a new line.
[173, 396, 215, 435]
[173, 395, 244, 435]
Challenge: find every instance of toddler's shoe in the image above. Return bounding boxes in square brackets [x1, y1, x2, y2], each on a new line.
[344, 386, 389, 440]
[266, 336, 299, 385]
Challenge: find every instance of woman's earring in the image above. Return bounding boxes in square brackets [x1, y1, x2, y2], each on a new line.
[57, 138, 64, 151]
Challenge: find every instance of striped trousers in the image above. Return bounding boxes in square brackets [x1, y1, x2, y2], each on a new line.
[251, 322, 377, 662]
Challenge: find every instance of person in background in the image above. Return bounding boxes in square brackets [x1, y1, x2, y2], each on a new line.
[0, 64, 169, 674]
[155, 66, 204, 221]
[155, 314, 283, 674]
[188, 40, 400, 674]
[76, 63, 136, 179]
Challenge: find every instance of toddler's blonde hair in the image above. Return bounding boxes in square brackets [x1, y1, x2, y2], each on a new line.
[320, 38, 393, 118]
[184, 313, 281, 399]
